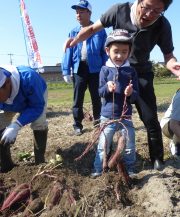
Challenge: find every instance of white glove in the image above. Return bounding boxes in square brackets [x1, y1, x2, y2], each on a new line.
[63, 75, 72, 83]
[0, 121, 22, 146]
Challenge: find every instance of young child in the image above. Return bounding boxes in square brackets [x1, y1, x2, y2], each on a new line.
[160, 89, 180, 160]
[91, 29, 139, 178]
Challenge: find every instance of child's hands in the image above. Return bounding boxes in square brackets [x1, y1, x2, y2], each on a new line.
[107, 81, 116, 92]
[124, 83, 133, 96]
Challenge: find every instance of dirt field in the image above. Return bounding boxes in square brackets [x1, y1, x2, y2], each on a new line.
[0, 106, 180, 217]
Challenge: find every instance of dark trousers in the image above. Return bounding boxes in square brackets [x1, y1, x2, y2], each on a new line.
[135, 72, 164, 163]
[72, 61, 101, 130]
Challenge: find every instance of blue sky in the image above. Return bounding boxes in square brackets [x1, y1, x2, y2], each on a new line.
[0, 0, 179, 66]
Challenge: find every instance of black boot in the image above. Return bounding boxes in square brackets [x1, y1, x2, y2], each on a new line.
[0, 129, 16, 173]
[0, 145, 16, 173]
[33, 129, 48, 165]
[148, 132, 164, 170]
[153, 159, 164, 170]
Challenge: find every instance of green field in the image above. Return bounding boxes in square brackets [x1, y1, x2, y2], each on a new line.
[154, 77, 179, 99]
[47, 82, 90, 107]
[47, 77, 179, 107]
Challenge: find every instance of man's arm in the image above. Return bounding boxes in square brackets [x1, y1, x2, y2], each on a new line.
[164, 52, 180, 80]
[64, 20, 104, 50]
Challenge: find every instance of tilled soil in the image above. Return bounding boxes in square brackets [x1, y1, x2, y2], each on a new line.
[0, 106, 179, 217]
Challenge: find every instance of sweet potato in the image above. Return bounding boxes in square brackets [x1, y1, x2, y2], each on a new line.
[0, 183, 30, 211]
[108, 135, 125, 168]
[67, 188, 76, 206]
[117, 162, 132, 188]
[47, 180, 64, 210]
[23, 198, 44, 216]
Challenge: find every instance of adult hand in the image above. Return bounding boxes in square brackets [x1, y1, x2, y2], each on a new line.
[0, 121, 22, 146]
[69, 36, 81, 48]
[170, 62, 180, 80]
[69, 29, 89, 47]
[63, 75, 72, 83]
[69, 21, 103, 47]
[165, 55, 180, 80]
[63, 38, 74, 52]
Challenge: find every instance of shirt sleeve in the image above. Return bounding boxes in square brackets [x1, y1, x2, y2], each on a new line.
[61, 30, 74, 76]
[61, 47, 73, 76]
[128, 68, 139, 103]
[157, 17, 174, 55]
[100, 30, 108, 64]
[17, 70, 46, 126]
[99, 66, 110, 97]
[100, 4, 119, 28]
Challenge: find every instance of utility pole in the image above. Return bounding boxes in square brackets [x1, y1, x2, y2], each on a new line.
[8, 53, 13, 65]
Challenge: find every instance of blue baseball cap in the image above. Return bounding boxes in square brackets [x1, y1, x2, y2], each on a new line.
[71, 0, 92, 12]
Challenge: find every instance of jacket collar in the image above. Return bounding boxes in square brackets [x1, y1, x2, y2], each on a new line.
[106, 58, 130, 68]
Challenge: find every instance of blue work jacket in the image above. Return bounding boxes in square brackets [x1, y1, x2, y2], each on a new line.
[0, 66, 47, 126]
[62, 24, 107, 75]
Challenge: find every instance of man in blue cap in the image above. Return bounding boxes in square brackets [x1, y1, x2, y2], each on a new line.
[62, 0, 107, 135]
[0, 65, 48, 172]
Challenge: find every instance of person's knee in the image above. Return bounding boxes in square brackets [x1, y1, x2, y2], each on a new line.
[162, 122, 173, 139]
[173, 135, 180, 144]
[0, 111, 15, 130]
[31, 121, 48, 131]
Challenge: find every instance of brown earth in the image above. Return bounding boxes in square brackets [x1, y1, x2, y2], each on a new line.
[0, 106, 180, 217]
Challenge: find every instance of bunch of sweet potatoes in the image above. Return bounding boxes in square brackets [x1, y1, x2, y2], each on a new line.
[0, 183, 30, 213]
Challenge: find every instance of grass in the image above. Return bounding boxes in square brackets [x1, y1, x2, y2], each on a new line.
[47, 77, 179, 107]
[47, 82, 90, 106]
[154, 77, 179, 99]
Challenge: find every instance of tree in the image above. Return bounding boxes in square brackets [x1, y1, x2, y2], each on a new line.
[152, 61, 171, 77]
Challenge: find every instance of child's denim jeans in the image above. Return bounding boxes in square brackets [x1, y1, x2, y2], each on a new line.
[93, 116, 136, 173]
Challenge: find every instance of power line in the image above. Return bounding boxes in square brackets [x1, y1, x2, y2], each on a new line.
[0, 53, 59, 59]
[8, 53, 14, 65]
[0, 53, 60, 66]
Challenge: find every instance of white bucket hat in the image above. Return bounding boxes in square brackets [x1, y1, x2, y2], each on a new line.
[0, 67, 11, 88]
[0, 69, 7, 88]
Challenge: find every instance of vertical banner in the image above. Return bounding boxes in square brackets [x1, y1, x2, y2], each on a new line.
[20, 0, 44, 72]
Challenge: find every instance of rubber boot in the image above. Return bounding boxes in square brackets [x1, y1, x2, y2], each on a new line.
[0, 145, 16, 173]
[147, 132, 164, 170]
[0, 129, 16, 173]
[33, 129, 48, 165]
